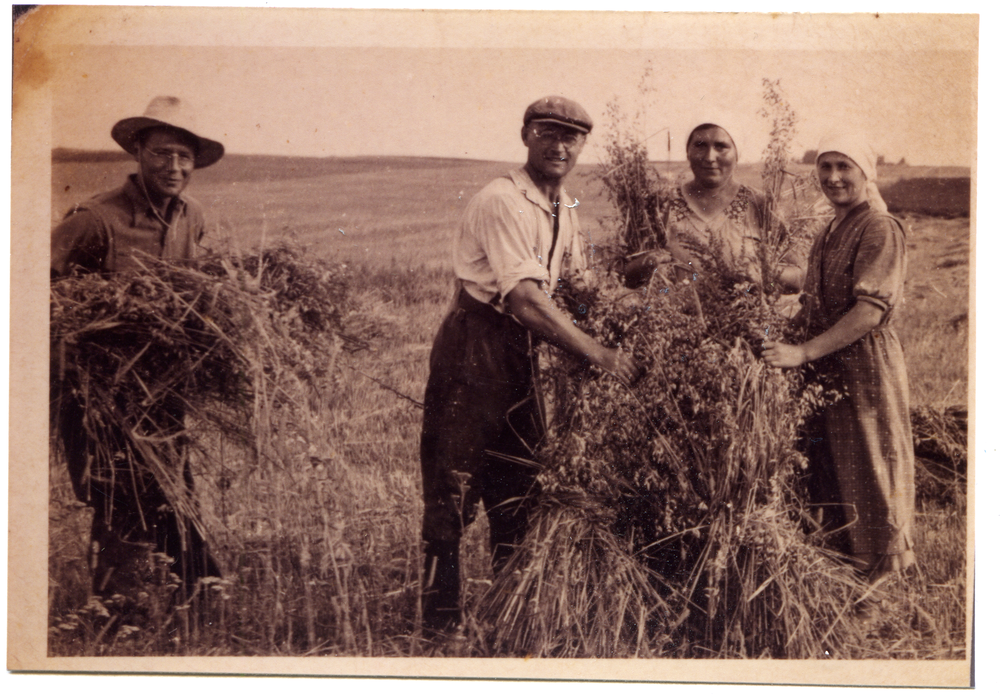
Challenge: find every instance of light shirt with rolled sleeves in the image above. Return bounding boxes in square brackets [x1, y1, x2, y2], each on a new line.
[453, 166, 591, 312]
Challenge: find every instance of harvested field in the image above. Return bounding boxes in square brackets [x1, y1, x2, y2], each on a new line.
[47, 151, 970, 661]
[882, 178, 972, 218]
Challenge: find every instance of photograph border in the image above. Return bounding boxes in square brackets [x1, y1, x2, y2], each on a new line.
[8, 5, 982, 687]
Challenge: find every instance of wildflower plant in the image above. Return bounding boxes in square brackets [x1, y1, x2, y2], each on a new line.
[757, 78, 827, 297]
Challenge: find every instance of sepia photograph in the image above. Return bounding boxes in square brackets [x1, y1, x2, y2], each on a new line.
[9, 4, 979, 687]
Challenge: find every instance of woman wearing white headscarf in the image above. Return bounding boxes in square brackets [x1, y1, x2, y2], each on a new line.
[625, 117, 802, 290]
[762, 133, 915, 580]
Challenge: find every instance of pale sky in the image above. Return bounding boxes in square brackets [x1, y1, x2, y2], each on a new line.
[27, 8, 978, 167]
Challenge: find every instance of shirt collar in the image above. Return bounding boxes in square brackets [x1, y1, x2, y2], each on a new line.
[123, 174, 188, 222]
[508, 166, 568, 213]
[836, 199, 872, 229]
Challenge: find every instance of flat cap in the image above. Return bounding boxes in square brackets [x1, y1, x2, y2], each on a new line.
[523, 96, 593, 134]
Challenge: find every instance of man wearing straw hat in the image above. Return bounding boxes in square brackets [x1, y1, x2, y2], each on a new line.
[52, 95, 224, 275]
[419, 96, 641, 635]
[51, 96, 224, 596]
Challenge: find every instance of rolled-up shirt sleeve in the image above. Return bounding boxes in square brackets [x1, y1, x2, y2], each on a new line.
[852, 216, 907, 312]
[469, 191, 550, 301]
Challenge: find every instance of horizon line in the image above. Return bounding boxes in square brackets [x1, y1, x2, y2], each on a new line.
[50, 147, 971, 170]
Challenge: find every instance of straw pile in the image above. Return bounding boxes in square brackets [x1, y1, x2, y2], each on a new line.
[49, 243, 353, 558]
[911, 405, 967, 507]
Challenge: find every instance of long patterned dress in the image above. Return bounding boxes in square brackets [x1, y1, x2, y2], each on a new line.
[801, 200, 916, 572]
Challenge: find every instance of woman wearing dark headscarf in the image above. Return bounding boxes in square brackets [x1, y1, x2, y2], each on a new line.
[763, 133, 915, 580]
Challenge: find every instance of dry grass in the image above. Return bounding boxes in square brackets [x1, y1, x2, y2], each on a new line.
[476, 500, 674, 658]
[47, 149, 969, 659]
[49, 244, 359, 654]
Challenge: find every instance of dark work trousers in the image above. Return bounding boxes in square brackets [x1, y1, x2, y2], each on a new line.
[55, 391, 220, 599]
[419, 289, 545, 630]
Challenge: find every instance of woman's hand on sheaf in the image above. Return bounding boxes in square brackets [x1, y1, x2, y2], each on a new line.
[762, 340, 808, 369]
[643, 250, 676, 280]
[776, 264, 806, 294]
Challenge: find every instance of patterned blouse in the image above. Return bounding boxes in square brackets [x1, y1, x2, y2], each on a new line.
[646, 184, 768, 282]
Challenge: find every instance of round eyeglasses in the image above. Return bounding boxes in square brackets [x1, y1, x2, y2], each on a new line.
[144, 147, 196, 168]
[531, 127, 586, 147]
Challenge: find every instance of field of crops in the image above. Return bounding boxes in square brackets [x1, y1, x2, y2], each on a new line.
[47, 152, 971, 666]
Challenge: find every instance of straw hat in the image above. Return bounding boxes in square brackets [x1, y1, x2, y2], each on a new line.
[111, 96, 225, 169]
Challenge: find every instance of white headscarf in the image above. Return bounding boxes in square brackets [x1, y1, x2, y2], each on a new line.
[682, 113, 748, 161]
[816, 132, 888, 212]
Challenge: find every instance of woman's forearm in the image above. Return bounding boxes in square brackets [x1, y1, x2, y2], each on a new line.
[799, 301, 884, 362]
[763, 300, 884, 368]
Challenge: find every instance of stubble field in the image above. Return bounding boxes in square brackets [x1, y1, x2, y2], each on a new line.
[47, 152, 971, 659]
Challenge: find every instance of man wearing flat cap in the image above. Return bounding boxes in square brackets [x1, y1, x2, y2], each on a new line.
[51, 96, 224, 596]
[419, 96, 641, 633]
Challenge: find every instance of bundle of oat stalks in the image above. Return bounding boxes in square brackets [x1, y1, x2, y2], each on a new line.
[478, 86, 869, 657]
[478, 262, 869, 658]
[49, 243, 352, 549]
